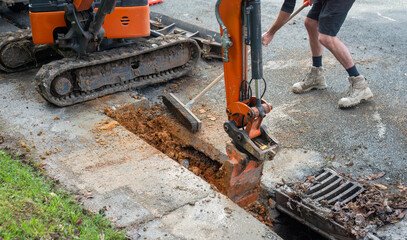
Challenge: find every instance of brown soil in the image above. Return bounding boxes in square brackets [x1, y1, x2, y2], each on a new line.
[245, 201, 275, 228]
[105, 103, 277, 230]
[104, 104, 226, 194]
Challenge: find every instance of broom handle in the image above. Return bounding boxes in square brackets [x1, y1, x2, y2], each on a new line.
[288, 1, 310, 22]
[186, 50, 253, 108]
[185, 73, 224, 108]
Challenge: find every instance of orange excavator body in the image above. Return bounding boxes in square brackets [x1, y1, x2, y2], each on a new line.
[29, 0, 150, 44]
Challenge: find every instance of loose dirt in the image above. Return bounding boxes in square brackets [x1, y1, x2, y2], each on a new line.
[104, 104, 275, 229]
[104, 104, 226, 193]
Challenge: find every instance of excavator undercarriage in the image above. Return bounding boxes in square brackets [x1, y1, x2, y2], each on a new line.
[37, 35, 199, 106]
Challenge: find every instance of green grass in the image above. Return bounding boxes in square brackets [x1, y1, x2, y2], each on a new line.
[0, 151, 126, 239]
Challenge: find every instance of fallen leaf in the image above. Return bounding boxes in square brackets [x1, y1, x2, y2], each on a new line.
[397, 184, 405, 189]
[373, 183, 388, 190]
[37, 131, 42, 136]
[39, 162, 47, 167]
[366, 172, 385, 180]
[346, 161, 354, 167]
[207, 115, 216, 121]
[199, 108, 207, 114]
[397, 211, 406, 219]
[54, 116, 60, 120]
[21, 142, 26, 147]
[306, 175, 315, 183]
[97, 120, 119, 131]
[76, 217, 83, 226]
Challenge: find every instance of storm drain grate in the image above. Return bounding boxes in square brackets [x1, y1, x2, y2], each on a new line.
[275, 168, 365, 240]
[305, 168, 364, 206]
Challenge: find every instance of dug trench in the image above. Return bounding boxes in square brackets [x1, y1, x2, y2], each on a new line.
[104, 103, 325, 240]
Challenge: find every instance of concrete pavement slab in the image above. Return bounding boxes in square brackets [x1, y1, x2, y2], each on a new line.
[0, 65, 281, 240]
[135, 194, 280, 240]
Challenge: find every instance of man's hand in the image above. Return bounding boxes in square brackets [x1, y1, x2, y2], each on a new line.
[262, 31, 274, 46]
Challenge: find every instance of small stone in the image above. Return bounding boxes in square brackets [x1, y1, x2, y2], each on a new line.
[199, 108, 207, 114]
[224, 207, 233, 214]
[180, 160, 190, 169]
[394, 87, 399, 91]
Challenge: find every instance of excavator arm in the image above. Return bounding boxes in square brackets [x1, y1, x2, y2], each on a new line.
[216, 0, 280, 207]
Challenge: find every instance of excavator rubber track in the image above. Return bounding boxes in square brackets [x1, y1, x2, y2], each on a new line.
[0, 29, 57, 73]
[36, 35, 200, 106]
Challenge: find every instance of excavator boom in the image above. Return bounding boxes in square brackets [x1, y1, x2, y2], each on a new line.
[216, 0, 280, 206]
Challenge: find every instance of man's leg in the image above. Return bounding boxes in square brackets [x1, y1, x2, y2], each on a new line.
[316, 0, 373, 108]
[292, 15, 327, 93]
[305, 17, 323, 58]
[318, 34, 353, 70]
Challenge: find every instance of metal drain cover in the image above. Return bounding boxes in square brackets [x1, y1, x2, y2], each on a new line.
[306, 168, 364, 206]
[275, 168, 364, 240]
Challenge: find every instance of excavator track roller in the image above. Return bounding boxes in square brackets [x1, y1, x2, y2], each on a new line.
[36, 35, 200, 106]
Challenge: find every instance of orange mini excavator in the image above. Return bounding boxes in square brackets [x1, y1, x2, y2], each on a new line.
[0, 0, 200, 106]
[215, 0, 280, 206]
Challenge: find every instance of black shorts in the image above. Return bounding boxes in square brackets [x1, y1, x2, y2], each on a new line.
[307, 0, 355, 36]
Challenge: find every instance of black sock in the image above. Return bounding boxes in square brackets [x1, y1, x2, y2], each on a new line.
[346, 65, 360, 77]
[312, 56, 322, 67]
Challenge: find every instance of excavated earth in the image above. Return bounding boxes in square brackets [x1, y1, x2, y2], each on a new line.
[104, 104, 277, 229]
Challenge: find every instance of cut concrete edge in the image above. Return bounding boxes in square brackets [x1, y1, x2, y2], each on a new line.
[79, 124, 282, 239]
